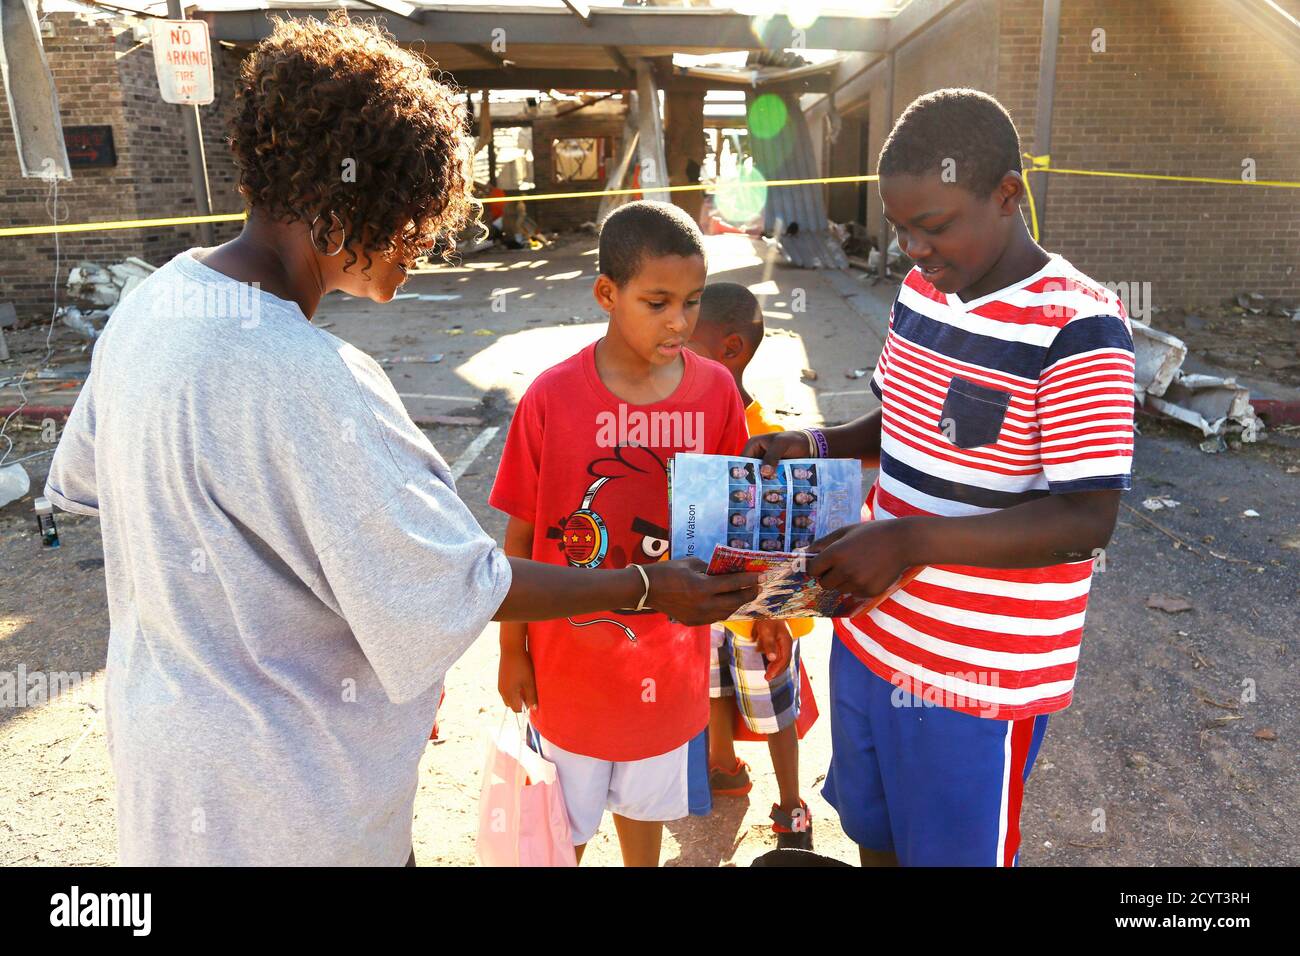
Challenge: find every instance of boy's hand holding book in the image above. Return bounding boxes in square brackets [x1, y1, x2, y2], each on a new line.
[805, 522, 913, 604]
[743, 430, 821, 477]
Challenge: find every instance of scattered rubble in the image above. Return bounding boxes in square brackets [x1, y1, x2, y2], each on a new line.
[0, 304, 14, 361]
[381, 354, 444, 366]
[1142, 496, 1180, 512]
[1167, 294, 1300, 388]
[0, 462, 30, 508]
[56, 258, 157, 339]
[837, 224, 905, 279]
[1131, 320, 1263, 448]
[1146, 593, 1194, 614]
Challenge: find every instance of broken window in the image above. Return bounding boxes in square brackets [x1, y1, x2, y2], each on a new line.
[552, 137, 605, 183]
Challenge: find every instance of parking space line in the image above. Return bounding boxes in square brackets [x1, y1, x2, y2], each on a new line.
[450, 426, 501, 481]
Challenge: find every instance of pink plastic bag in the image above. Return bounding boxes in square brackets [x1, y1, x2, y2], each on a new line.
[476, 710, 577, 867]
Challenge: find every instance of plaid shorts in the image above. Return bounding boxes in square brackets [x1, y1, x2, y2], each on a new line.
[709, 624, 801, 735]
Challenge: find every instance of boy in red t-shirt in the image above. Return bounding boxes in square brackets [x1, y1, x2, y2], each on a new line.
[490, 200, 790, 866]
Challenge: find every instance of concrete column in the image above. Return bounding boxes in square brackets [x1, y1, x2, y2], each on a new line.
[664, 89, 706, 222]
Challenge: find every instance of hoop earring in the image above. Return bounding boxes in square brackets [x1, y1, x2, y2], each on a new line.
[310, 212, 345, 257]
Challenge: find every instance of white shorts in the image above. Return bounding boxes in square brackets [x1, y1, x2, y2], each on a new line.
[526, 725, 711, 845]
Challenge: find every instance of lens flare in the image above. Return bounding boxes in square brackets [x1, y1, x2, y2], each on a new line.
[715, 166, 768, 224]
[747, 93, 789, 140]
[786, 1, 820, 31]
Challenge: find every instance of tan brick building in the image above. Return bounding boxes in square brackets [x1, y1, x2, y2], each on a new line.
[4, 2, 1296, 323]
[0, 12, 244, 322]
[810, 0, 1300, 310]
[0, 11, 640, 323]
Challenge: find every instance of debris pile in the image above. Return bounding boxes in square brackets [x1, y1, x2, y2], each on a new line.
[1131, 320, 1262, 451]
[57, 258, 157, 339]
[834, 222, 906, 279]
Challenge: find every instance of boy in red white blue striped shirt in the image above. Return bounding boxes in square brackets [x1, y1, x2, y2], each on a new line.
[745, 88, 1135, 866]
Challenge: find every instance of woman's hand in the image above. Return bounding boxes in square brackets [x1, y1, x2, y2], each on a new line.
[643, 559, 762, 626]
[498, 646, 538, 713]
[805, 520, 912, 602]
[741, 430, 812, 478]
[751, 619, 793, 682]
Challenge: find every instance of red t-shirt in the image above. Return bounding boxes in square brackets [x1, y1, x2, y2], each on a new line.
[490, 342, 748, 760]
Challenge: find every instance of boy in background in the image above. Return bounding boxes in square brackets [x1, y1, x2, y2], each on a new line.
[688, 281, 815, 850]
[745, 89, 1135, 866]
[491, 202, 790, 866]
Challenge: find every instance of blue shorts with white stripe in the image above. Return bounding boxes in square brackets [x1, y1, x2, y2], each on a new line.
[822, 637, 1049, 867]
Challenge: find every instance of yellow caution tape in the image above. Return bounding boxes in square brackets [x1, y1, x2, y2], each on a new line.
[0, 211, 247, 238]
[2, 158, 1294, 240]
[479, 173, 882, 205]
[0, 175, 878, 238]
[1019, 154, 1300, 242]
[1021, 161, 1043, 242]
[1024, 153, 1300, 189]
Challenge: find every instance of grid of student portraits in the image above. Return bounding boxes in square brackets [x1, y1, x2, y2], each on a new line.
[724, 459, 821, 553]
[726, 461, 757, 548]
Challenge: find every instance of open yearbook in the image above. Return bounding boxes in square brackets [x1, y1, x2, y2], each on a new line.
[669, 453, 909, 620]
[669, 453, 863, 558]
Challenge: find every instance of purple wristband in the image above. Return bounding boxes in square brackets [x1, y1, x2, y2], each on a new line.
[808, 427, 829, 458]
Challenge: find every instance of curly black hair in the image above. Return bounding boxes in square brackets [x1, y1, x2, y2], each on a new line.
[228, 11, 475, 271]
[879, 88, 1022, 196]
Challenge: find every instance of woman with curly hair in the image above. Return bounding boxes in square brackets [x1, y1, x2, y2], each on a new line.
[43, 13, 755, 867]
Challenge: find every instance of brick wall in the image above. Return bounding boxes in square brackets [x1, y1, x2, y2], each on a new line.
[530, 105, 630, 232]
[1, 16, 635, 321]
[114, 31, 243, 267]
[0, 13, 241, 324]
[819, 0, 1300, 310]
[1010, 0, 1300, 307]
[861, 0, 1001, 252]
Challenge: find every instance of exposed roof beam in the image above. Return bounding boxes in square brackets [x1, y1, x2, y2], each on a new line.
[441, 68, 634, 92]
[353, 0, 424, 23]
[561, 1, 591, 25]
[439, 67, 829, 94]
[87, 0, 167, 18]
[604, 45, 632, 75]
[201, 8, 891, 52]
[886, 0, 966, 50]
[796, 0, 966, 117]
[455, 42, 507, 68]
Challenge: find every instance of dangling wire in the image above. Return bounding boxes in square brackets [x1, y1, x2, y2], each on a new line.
[1, 167, 70, 469]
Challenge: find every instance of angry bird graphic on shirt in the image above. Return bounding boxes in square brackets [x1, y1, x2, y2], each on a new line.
[544, 445, 672, 636]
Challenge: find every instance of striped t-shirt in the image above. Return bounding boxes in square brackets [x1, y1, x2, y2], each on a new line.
[835, 254, 1135, 721]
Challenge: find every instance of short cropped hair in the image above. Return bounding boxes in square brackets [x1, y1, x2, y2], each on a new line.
[598, 200, 706, 285]
[698, 282, 763, 350]
[879, 88, 1022, 196]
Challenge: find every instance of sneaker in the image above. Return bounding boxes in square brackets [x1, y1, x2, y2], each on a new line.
[770, 801, 813, 851]
[709, 758, 752, 796]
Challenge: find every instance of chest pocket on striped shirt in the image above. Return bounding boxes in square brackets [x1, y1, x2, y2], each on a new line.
[939, 376, 1012, 449]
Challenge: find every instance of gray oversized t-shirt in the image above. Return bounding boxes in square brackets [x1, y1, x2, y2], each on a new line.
[45, 250, 512, 866]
